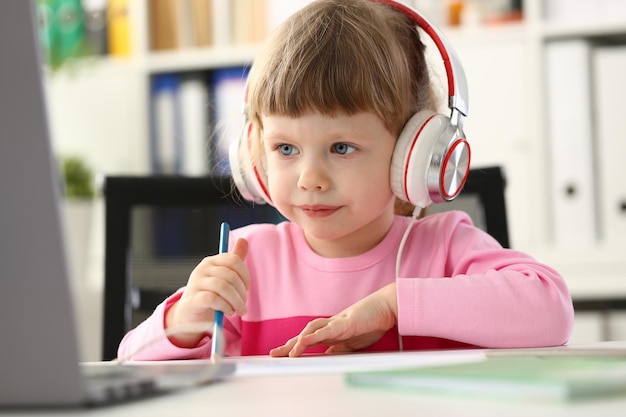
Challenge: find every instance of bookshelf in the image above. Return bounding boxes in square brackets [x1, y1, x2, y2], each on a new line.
[44, 0, 626, 356]
[144, 45, 258, 73]
[446, 2, 626, 282]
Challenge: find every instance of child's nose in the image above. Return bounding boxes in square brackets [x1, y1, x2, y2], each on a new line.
[297, 159, 330, 191]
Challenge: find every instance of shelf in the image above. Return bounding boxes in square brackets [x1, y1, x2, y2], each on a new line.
[541, 20, 626, 41]
[44, 55, 140, 78]
[445, 22, 530, 46]
[144, 45, 259, 74]
[446, 19, 626, 45]
[44, 45, 259, 77]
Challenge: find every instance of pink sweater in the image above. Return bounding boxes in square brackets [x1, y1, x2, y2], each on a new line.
[118, 211, 574, 360]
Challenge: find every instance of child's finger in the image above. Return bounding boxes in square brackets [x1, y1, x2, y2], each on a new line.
[224, 238, 250, 290]
[288, 319, 335, 357]
[231, 237, 248, 261]
[269, 336, 298, 357]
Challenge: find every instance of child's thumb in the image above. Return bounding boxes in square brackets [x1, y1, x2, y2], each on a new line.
[232, 237, 249, 261]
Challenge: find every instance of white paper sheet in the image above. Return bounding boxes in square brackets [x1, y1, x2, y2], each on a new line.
[221, 350, 487, 377]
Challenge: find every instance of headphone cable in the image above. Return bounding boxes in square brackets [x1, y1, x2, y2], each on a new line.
[395, 207, 421, 351]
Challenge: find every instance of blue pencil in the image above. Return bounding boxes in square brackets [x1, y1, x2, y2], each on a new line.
[211, 222, 230, 361]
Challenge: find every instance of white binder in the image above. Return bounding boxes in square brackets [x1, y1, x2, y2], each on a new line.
[592, 45, 626, 244]
[545, 40, 597, 245]
[180, 75, 210, 176]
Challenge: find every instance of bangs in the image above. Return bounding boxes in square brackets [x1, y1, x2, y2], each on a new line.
[246, 0, 416, 134]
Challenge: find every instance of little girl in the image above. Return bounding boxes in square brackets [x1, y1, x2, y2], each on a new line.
[118, 0, 574, 360]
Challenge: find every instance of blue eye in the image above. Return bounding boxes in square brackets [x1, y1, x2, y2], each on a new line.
[333, 143, 356, 155]
[277, 144, 298, 156]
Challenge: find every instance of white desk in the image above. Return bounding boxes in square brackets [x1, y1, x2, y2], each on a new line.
[2, 343, 626, 417]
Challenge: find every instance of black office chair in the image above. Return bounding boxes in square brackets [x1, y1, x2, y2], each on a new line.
[426, 165, 510, 249]
[102, 167, 509, 360]
[102, 175, 285, 360]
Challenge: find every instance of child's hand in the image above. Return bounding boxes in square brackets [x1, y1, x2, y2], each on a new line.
[165, 238, 249, 348]
[270, 283, 398, 357]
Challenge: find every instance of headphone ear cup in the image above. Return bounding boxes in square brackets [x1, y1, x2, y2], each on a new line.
[391, 111, 471, 208]
[391, 110, 445, 207]
[229, 122, 272, 205]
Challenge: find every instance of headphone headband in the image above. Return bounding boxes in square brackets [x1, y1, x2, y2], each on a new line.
[373, 0, 469, 118]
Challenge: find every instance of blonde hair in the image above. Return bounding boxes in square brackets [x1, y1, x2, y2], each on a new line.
[245, 0, 439, 215]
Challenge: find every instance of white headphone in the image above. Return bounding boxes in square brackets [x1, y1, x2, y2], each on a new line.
[230, 0, 471, 209]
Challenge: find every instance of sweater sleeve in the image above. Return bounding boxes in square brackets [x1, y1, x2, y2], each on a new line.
[116, 289, 213, 361]
[395, 212, 574, 348]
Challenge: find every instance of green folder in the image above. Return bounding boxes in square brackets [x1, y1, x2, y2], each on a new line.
[346, 356, 626, 402]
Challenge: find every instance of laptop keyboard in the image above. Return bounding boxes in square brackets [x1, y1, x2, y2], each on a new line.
[82, 365, 160, 406]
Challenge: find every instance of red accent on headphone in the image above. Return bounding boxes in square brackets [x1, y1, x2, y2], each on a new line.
[245, 122, 272, 203]
[403, 113, 438, 201]
[440, 138, 470, 200]
[253, 164, 271, 203]
[373, 0, 455, 98]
